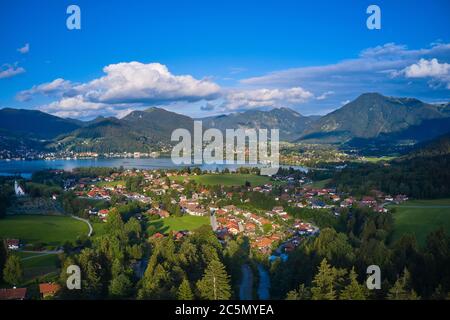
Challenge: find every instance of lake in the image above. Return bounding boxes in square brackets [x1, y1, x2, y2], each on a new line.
[0, 158, 308, 178]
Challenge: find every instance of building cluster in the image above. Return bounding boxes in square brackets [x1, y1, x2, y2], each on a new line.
[0, 283, 60, 300]
[66, 169, 407, 256]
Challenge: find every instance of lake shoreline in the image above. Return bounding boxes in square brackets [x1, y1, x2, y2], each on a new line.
[0, 158, 309, 178]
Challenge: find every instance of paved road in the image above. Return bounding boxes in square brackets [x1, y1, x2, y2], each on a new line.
[239, 264, 253, 300]
[70, 215, 93, 237]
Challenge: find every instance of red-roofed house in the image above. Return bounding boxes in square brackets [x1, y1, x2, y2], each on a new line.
[39, 283, 61, 299]
[0, 288, 27, 300]
[98, 209, 109, 220]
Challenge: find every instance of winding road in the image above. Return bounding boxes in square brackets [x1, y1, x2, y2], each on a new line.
[70, 215, 93, 237]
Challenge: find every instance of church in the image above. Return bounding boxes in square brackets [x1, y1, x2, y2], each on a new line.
[14, 180, 25, 196]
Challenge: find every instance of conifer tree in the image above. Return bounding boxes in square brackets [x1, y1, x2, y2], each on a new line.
[197, 259, 231, 300]
[177, 278, 194, 300]
[3, 254, 23, 286]
[311, 258, 343, 300]
[286, 284, 311, 300]
[339, 267, 368, 300]
[387, 268, 420, 300]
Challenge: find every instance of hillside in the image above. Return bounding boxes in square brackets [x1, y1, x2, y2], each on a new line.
[54, 107, 316, 152]
[54, 118, 157, 153]
[0, 108, 81, 139]
[300, 93, 448, 144]
[202, 107, 317, 141]
[408, 132, 450, 158]
[54, 108, 194, 153]
[122, 107, 194, 138]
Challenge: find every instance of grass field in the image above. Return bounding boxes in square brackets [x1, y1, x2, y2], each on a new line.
[0, 215, 89, 246]
[148, 215, 209, 234]
[10, 252, 61, 284]
[390, 199, 450, 246]
[309, 178, 332, 189]
[358, 156, 397, 163]
[21, 253, 59, 269]
[92, 221, 106, 237]
[172, 173, 271, 187]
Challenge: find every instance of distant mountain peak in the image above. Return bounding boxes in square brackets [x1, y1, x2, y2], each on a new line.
[300, 92, 448, 144]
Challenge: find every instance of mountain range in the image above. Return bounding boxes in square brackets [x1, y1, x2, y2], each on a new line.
[0, 93, 449, 154]
[201, 107, 316, 141]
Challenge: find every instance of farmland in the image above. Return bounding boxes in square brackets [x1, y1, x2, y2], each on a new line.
[0, 215, 89, 247]
[172, 173, 271, 187]
[147, 215, 210, 234]
[390, 199, 450, 246]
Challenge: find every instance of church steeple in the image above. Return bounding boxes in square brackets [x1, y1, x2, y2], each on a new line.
[14, 180, 25, 196]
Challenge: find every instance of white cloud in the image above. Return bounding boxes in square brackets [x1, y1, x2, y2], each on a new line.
[25, 62, 222, 119]
[0, 64, 25, 79]
[223, 87, 313, 111]
[38, 95, 123, 119]
[316, 91, 334, 100]
[74, 62, 221, 104]
[16, 78, 73, 101]
[17, 43, 30, 54]
[403, 58, 450, 78]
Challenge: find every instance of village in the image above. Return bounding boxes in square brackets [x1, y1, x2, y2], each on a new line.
[61, 168, 407, 257]
[1, 166, 411, 300]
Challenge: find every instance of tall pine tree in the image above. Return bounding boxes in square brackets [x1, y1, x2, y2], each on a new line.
[197, 259, 231, 300]
[387, 268, 420, 300]
[311, 259, 344, 300]
[339, 267, 368, 300]
[177, 278, 194, 300]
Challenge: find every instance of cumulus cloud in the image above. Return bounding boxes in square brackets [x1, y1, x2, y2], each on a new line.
[26, 62, 222, 118]
[403, 58, 450, 78]
[38, 95, 122, 119]
[391, 58, 450, 89]
[73, 62, 221, 104]
[17, 43, 30, 54]
[0, 64, 25, 79]
[16, 78, 73, 101]
[223, 87, 313, 111]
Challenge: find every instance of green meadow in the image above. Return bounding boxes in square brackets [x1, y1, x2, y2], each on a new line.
[172, 173, 271, 187]
[390, 199, 450, 246]
[309, 178, 332, 189]
[148, 215, 209, 235]
[0, 215, 89, 246]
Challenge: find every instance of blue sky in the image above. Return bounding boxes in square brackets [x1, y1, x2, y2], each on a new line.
[0, 0, 449, 119]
